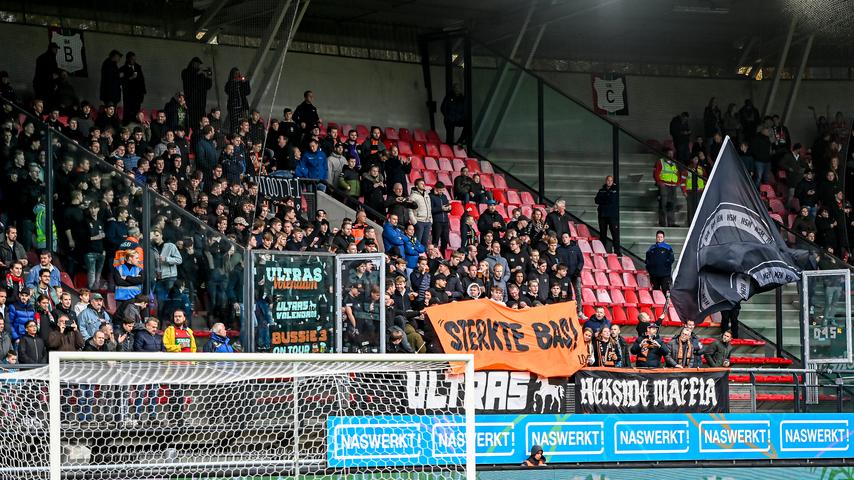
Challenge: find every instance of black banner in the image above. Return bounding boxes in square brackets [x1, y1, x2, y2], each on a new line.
[405, 370, 567, 414]
[575, 368, 729, 414]
[255, 252, 335, 353]
[251, 176, 301, 199]
[670, 136, 812, 321]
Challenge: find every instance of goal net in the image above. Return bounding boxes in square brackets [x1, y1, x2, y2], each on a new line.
[0, 353, 475, 480]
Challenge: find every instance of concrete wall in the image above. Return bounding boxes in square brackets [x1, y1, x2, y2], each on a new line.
[538, 70, 854, 149]
[1, 23, 439, 130]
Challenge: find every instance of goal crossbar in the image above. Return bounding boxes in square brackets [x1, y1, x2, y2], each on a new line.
[41, 352, 476, 480]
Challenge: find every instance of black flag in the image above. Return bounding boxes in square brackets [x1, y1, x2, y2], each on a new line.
[670, 136, 813, 322]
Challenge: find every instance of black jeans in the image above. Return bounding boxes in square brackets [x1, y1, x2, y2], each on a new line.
[650, 275, 671, 294]
[432, 221, 450, 254]
[598, 215, 619, 254]
[720, 304, 740, 338]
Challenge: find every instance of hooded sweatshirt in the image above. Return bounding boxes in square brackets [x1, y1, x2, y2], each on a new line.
[522, 445, 546, 466]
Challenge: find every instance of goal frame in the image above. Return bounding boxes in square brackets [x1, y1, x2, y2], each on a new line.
[47, 352, 476, 480]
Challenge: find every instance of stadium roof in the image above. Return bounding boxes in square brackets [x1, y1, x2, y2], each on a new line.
[4, 0, 854, 69]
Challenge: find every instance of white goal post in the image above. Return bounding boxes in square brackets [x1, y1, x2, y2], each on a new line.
[0, 352, 476, 480]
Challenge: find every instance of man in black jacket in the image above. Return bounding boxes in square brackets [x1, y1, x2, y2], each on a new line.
[18, 320, 47, 364]
[293, 90, 319, 131]
[631, 323, 675, 368]
[704, 330, 733, 367]
[430, 182, 451, 253]
[33, 42, 59, 102]
[119, 52, 146, 124]
[557, 233, 585, 318]
[594, 175, 619, 254]
[478, 200, 506, 237]
[546, 200, 572, 238]
[99, 50, 123, 106]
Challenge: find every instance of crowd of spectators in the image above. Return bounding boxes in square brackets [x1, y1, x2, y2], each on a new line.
[665, 97, 853, 262]
[0, 43, 750, 368]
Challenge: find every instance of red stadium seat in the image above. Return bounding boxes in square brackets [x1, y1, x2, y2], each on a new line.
[410, 155, 425, 170]
[409, 169, 422, 185]
[453, 145, 467, 158]
[493, 175, 508, 190]
[356, 124, 369, 139]
[385, 127, 399, 140]
[610, 289, 625, 305]
[450, 201, 464, 217]
[480, 175, 494, 189]
[622, 273, 638, 289]
[464, 202, 480, 220]
[582, 288, 597, 305]
[452, 158, 466, 171]
[506, 190, 521, 205]
[568, 222, 579, 238]
[592, 239, 607, 255]
[623, 290, 639, 307]
[638, 290, 654, 306]
[398, 141, 413, 156]
[583, 305, 596, 319]
[594, 271, 609, 287]
[412, 142, 427, 157]
[449, 216, 461, 232]
[449, 232, 461, 250]
[652, 290, 667, 306]
[439, 143, 454, 158]
[399, 128, 412, 142]
[620, 256, 636, 272]
[426, 143, 441, 157]
[667, 306, 681, 324]
[577, 223, 592, 239]
[760, 184, 776, 198]
[414, 129, 428, 143]
[596, 289, 612, 304]
[465, 159, 481, 172]
[520, 191, 536, 205]
[521, 205, 533, 218]
[593, 255, 608, 272]
[578, 239, 592, 254]
[437, 172, 453, 187]
[496, 204, 509, 220]
[438, 157, 453, 171]
[383, 139, 396, 150]
[492, 189, 507, 204]
[426, 130, 441, 145]
[424, 156, 439, 171]
[770, 199, 785, 215]
[636, 272, 651, 289]
[422, 171, 438, 187]
[606, 254, 622, 272]
[581, 253, 592, 270]
[581, 270, 595, 287]
[612, 306, 627, 324]
[608, 272, 624, 289]
[480, 160, 494, 174]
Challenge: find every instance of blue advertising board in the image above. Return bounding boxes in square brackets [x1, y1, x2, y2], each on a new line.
[327, 413, 854, 467]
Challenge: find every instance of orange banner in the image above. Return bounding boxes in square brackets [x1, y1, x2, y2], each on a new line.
[425, 299, 587, 378]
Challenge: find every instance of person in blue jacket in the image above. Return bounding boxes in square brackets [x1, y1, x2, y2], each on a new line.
[8, 290, 36, 342]
[402, 223, 425, 275]
[382, 214, 406, 257]
[295, 139, 328, 189]
[645, 230, 674, 294]
[203, 322, 235, 353]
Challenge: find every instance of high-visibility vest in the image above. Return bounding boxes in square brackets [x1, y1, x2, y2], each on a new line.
[685, 166, 705, 190]
[34, 205, 57, 250]
[658, 159, 679, 184]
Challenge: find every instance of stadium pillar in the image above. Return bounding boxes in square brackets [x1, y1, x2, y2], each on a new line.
[763, 17, 796, 116]
[775, 286, 783, 358]
[463, 35, 473, 151]
[612, 124, 620, 255]
[482, 23, 546, 149]
[45, 128, 54, 253]
[243, 252, 254, 352]
[142, 190, 152, 295]
[418, 37, 436, 131]
[250, 0, 309, 112]
[537, 79, 545, 204]
[193, 0, 230, 41]
[245, 0, 294, 79]
[782, 34, 814, 126]
[472, 0, 535, 148]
